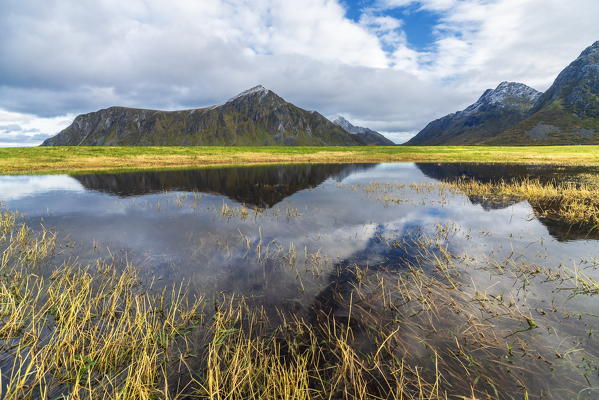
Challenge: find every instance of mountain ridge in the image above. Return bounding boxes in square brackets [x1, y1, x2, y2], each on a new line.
[41, 41, 599, 147]
[406, 81, 542, 145]
[332, 116, 395, 145]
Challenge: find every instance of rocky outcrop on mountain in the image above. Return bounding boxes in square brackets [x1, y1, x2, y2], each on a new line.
[406, 82, 542, 145]
[487, 41, 599, 145]
[533, 42, 599, 115]
[332, 116, 395, 145]
[42, 86, 367, 146]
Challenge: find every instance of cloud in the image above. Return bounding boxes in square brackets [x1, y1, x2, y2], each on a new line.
[380, 131, 418, 144]
[0, 175, 84, 201]
[420, 0, 599, 91]
[1, 0, 599, 146]
[0, 124, 23, 132]
[0, 109, 74, 146]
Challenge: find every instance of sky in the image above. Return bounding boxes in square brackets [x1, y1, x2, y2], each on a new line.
[1, 0, 598, 146]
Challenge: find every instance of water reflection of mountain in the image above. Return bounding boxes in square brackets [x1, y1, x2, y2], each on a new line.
[73, 164, 377, 208]
[415, 162, 597, 185]
[416, 163, 599, 242]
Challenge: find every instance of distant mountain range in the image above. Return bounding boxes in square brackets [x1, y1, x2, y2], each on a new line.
[42, 41, 599, 147]
[42, 86, 393, 146]
[408, 41, 599, 145]
[332, 116, 395, 145]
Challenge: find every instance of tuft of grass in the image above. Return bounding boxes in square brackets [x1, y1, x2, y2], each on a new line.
[0, 212, 203, 399]
[442, 178, 599, 230]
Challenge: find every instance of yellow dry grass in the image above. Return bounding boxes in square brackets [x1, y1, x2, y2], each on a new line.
[443, 178, 599, 230]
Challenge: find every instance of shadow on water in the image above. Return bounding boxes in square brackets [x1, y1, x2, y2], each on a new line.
[73, 163, 378, 208]
[416, 162, 599, 241]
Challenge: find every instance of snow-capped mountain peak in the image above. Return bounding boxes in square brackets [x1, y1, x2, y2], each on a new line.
[226, 85, 272, 103]
[332, 116, 366, 134]
[465, 82, 541, 114]
[331, 116, 395, 145]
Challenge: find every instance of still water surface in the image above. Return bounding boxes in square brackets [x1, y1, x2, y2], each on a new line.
[1, 163, 598, 298]
[1, 163, 598, 397]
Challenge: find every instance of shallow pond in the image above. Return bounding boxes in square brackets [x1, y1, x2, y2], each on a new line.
[1, 162, 598, 399]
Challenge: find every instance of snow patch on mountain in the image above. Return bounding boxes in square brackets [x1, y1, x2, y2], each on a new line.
[332, 116, 395, 145]
[464, 82, 542, 114]
[332, 116, 368, 135]
[226, 85, 271, 103]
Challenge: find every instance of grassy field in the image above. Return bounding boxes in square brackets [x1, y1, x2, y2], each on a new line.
[1, 145, 599, 175]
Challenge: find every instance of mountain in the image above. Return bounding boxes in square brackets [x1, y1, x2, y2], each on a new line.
[408, 41, 599, 146]
[332, 116, 395, 145]
[405, 82, 542, 145]
[41, 85, 367, 146]
[486, 41, 599, 145]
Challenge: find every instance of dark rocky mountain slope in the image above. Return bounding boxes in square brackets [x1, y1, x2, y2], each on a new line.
[406, 82, 541, 145]
[42, 86, 367, 146]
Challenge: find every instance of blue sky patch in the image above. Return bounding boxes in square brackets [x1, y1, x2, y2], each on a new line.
[343, 0, 441, 51]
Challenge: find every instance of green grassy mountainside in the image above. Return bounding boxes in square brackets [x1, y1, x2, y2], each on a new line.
[42, 86, 369, 146]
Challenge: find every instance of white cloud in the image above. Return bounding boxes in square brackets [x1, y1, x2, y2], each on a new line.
[0, 175, 84, 201]
[1, 0, 599, 146]
[420, 0, 599, 90]
[0, 109, 74, 146]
